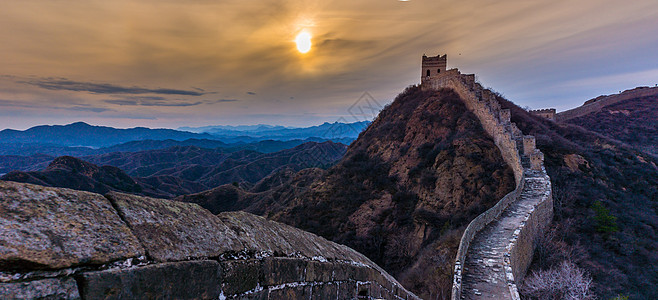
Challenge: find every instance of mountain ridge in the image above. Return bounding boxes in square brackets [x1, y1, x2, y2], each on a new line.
[1, 141, 347, 198]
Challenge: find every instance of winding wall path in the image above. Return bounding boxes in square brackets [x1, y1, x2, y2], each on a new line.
[423, 70, 553, 299]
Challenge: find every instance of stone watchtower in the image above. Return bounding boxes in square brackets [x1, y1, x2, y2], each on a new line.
[421, 53, 447, 84]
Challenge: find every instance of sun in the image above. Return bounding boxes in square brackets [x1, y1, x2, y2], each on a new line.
[295, 31, 312, 54]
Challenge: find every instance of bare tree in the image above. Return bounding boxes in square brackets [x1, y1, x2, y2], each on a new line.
[520, 261, 594, 300]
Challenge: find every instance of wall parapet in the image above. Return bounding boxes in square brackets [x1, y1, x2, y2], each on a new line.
[422, 70, 552, 300]
[0, 181, 420, 300]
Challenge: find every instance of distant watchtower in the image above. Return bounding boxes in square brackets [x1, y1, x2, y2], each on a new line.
[421, 53, 447, 84]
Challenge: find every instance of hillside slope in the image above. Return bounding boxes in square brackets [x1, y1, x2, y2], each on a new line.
[1, 156, 147, 195]
[2, 142, 346, 198]
[565, 94, 658, 157]
[500, 96, 658, 299]
[179, 86, 516, 298]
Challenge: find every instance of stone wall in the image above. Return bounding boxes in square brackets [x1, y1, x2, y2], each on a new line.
[421, 70, 553, 299]
[556, 86, 658, 122]
[422, 71, 524, 183]
[506, 176, 553, 284]
[0, 181, 419, 300]
[529, 109, 556, 121]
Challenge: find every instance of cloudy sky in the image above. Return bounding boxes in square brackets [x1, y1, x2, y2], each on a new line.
[1, 0, 657, 129]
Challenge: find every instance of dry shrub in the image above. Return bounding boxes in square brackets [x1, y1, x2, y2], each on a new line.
[521, 261, 594, 300]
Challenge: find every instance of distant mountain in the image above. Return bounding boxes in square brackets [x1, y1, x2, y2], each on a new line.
[179, 124, 292, 133]
[0, 138, 345, 168]
[1, 156, 144, 195]
[0, 121, 365, 153]
[0, 154, 55, 174]
[182, 121, 371, 140]
[1, 141, 348, 198]
[562, 89, 658, 157]
[0, 122, 215, 148]
[82, 141, 347, 188]
[0, 143, 98, 156]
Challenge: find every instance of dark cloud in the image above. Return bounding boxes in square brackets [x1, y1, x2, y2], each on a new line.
[21, 79, 207, 96]
[104, 100, 139, 106]
[104, 99, 203, 107]
[68, 106, 113, 113]
[103, 95, 238, 106]
[116, 96, 168, 101]
[0, 99, 112, 113]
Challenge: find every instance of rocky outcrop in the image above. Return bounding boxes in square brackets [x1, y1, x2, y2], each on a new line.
[0, 180, 419, 299]
[0, 181, 144, 270]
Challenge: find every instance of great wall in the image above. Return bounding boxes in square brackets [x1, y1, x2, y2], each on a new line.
[0, 181, 419, 299]
[0, 54, 555, 299]
[421, 54, 553, 299]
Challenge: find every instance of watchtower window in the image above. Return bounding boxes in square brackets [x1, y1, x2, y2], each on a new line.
[426, 70, 430, 77]
[437, 69, 441, 73]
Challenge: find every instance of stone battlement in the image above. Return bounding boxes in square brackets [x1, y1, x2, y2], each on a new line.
[0, 181, 419, 300]
[529, 109, 556, 121]
[420, 59, 553, 299]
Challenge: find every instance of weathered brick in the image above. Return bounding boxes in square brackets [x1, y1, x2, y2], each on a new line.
[221, 260, 261, 296]
[267, 285, 312, 300]
[79, 260, 221, 299]
[0, 277, 80, 300]
[261, 257, 305, 286]
[311, 282, 337, 299]
[305, 261, 334, 282]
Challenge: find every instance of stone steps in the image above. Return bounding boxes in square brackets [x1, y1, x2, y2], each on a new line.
[460, 171, 547, 299]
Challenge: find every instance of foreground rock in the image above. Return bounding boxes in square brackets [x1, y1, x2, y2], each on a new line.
[0, 180, 418, 299]
[0, 181, 144, 270]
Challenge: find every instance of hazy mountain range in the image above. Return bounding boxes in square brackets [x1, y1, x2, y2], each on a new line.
[0, 121, 368, 149]
[179, 121, 370, 141]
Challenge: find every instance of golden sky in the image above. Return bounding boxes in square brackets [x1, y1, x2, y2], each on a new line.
[1, 0, 657, 129]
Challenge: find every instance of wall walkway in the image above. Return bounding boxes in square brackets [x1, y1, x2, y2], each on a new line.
[423, 71, 553, 299]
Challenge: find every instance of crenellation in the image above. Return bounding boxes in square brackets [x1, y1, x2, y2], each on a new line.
[523, 135, 536, 156]
[529, 108, 556, 121]
[529, 150, 544, 171]
[509, 124, 523, 139]
[501, 109, 511, 123]
[463, 74, 476, 88]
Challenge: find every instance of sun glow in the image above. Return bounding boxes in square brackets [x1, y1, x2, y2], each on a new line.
[295, 31, 312, 54]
